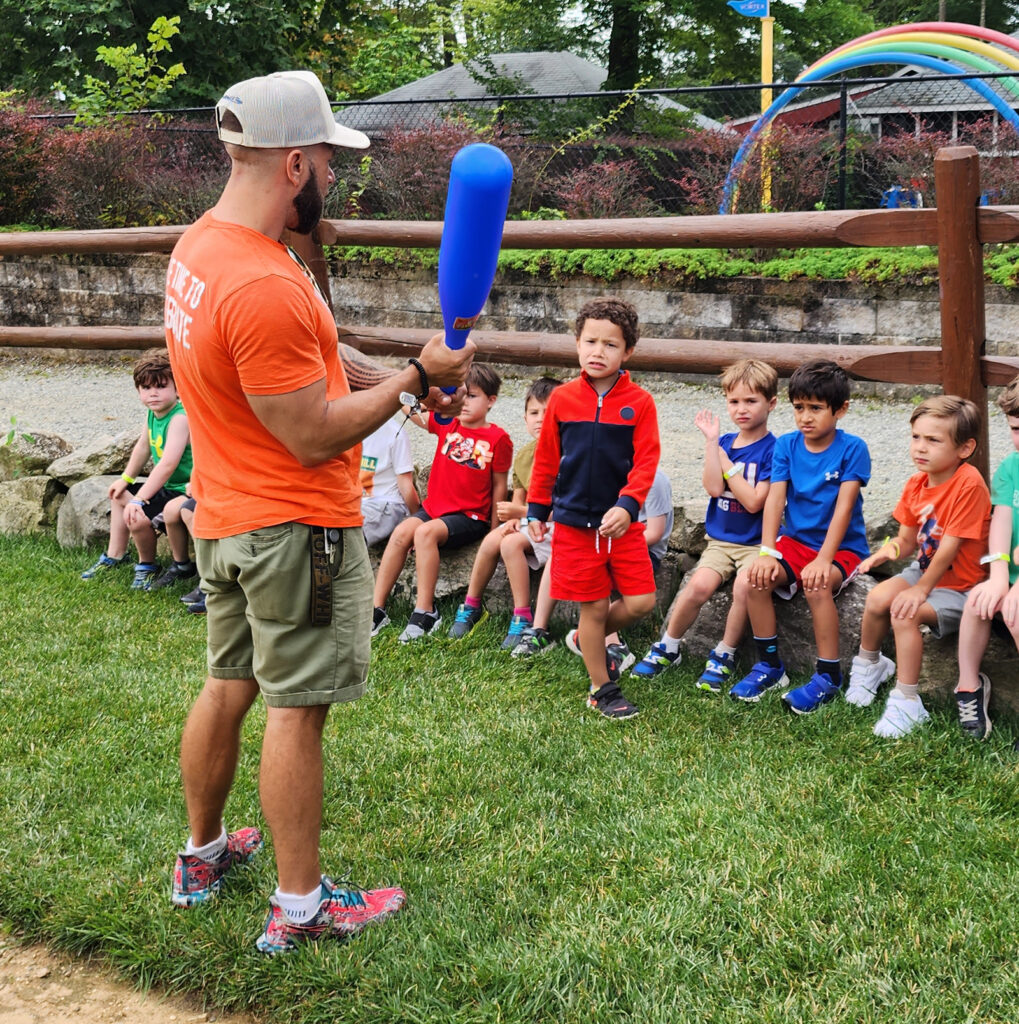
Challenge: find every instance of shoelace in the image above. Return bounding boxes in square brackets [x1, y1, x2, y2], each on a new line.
[957, 696, 980, 724]
[454, 607, 473, 622]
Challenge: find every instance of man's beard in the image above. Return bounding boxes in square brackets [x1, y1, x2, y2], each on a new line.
[293, 165, 323, 234]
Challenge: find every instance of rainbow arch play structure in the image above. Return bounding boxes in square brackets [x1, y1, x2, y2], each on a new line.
[719, 22, 1019, 213]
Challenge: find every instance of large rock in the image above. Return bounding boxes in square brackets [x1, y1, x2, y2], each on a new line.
[920, 631, 1019, 716]
[56, 476, 116, 548]
[681, 571, 881, 675]
[0, 430, 72, 481]
[0, 476, 64, 534]
[47, 431, 140, 487]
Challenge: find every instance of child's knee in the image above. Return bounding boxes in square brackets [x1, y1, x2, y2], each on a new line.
[499, 531, 527, 556]
[628, 592, 657, 618]
[865, 578, 898, 615]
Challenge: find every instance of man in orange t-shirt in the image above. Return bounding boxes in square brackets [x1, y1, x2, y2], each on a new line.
[165, 71, 473, 955]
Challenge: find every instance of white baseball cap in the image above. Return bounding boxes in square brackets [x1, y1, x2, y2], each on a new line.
[215, 70, 369, 150]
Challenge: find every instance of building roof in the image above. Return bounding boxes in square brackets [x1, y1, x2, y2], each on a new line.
[335, 51, 724, 134]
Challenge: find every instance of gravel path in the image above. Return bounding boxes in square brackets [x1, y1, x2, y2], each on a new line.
[1, 352, 1010, 518]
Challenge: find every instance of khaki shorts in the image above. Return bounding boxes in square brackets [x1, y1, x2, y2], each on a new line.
[196, 524, 372, 708]
[695, 538, 760, 582]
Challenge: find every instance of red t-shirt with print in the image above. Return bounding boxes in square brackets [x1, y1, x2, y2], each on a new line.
[423, 413, 512, 522]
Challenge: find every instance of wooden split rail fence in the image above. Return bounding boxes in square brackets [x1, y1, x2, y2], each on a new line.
[3, 145, 1019, 478]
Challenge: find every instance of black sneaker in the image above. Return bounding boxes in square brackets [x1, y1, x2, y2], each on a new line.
[399, 609, 442, 643]
[371, 606, 391, 638]
[148, 560, 198, 591]
[606, 641, 635, 674]
[181, 586, 204, 605]
[956, 674, 992, 740]
[587, 682, 640, 720]
[511, 627, 555, 658]
[186, 593, 207, 614]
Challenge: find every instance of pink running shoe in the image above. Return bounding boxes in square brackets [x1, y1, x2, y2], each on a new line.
[256, 875, 407, 955]
[171, 827, 264, 907]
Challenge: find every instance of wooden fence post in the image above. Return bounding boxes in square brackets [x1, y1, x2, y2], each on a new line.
[935, 145, 989, 481]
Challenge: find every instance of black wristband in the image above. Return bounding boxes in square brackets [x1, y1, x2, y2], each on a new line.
[407, 357, 429, 399]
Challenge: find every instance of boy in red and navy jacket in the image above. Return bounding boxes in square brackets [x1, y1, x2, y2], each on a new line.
[526, 298, 661, 720]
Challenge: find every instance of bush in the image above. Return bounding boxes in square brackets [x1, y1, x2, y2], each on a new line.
[550, 157, 662, 219]
[0, 98, 56, 225]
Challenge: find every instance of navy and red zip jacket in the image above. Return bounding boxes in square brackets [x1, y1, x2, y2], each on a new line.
[526, 370, 660, 528]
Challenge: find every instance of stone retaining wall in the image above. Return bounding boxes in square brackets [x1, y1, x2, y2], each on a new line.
[4, 254, 1019, 370]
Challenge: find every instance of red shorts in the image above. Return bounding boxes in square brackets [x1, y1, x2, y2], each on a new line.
[774, 535, 862, 598]
[550, 521, 656, 602]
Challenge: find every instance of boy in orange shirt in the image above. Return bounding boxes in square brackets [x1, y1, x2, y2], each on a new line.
[849, 396, 990, 738]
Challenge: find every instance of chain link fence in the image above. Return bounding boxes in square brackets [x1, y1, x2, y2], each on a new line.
[11, 71, 1019, 229]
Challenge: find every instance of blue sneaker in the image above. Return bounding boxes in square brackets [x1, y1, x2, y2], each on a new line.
[500, 614, 530, 650]
[632, 641, 681, 678]
[696, 649, 738, 694]
[729, 661, 788, 703]
[782, 672, 841, 715]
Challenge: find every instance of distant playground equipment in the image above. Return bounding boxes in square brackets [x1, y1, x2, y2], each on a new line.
[720, 22, 1019, 214]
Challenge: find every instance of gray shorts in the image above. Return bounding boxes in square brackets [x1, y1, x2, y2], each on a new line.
[900, 562, 970, 638]
[362, 499, 410, 548]
[196, 523, 372, 708]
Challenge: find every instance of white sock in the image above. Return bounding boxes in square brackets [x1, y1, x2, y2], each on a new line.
[185, 827, 227, 863]
[276, 884, 324, 923]
[661, 633, 681, 654]
[715, 641, 738, 658]
[857, 647, 880, 664]
[894, 680, 919, 700]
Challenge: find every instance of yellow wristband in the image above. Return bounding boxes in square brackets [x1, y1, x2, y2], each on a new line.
[121, 473, 135, 485]
[881, 536, 901, 559]
[980, 552, 1010, 565]
[759, 545, 781, 559]
[723, 461, 745, 481]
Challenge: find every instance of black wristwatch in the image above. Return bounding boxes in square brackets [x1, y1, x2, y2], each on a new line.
[407, 357, 429, 399]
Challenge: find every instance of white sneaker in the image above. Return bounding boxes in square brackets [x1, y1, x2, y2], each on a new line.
[399, 610, 442, 643]
[873, 690, 930, 739]
[845, 653, 896, 707]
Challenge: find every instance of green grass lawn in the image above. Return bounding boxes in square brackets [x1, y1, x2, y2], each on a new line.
[2, 533, 1019, 1023]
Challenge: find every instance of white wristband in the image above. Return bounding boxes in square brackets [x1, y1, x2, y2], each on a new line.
[759, 545, 781, 559]
[723, 461, 745, 481]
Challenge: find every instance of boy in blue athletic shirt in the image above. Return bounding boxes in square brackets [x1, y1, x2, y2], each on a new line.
[730, 359, 871, 713]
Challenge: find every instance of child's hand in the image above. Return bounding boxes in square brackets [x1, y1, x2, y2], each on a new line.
[599, 506, 631, 539]
[890, 585, 929, 620]
[748, 555, 782, 588]
[108, 478, 128, 501]
[527, 519, 547, 543]
[968, 577, 1009, 620]
[694, 409, 720, 443]
[1002, 581, 1019, 629]
[495, 501, 514, 522]
[800, 557, 833, 592]
[123, 500, 147, 530]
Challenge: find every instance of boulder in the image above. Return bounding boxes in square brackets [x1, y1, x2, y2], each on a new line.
[681, 571, 881, 676]
[56, 476, 116, 548]
[920, 630, 1019, 717]
[0, 430, 72, 481]
[47, 431, 140, 487]
[0, 476, 64, 534]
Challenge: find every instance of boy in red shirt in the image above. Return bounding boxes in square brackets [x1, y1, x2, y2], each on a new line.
[372, 364, 512, 641]
[526, 298, 660, 720]
[849, 396, 990, 738]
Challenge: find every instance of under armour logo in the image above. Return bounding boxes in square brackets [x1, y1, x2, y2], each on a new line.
[825, 470, 840, 481]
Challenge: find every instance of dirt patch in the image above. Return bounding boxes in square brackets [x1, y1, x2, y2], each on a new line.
[0, 934, 256, 1024]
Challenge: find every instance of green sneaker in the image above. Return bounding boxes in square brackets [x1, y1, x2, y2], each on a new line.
[81, 553, 128, 579]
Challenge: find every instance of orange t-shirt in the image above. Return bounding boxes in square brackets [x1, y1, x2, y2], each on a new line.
[164, 212, 361, 538]
[893, 463, 990, 591]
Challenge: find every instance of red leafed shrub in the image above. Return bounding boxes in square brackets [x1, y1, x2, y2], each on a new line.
[0, 100, 55, 225]
[668, 128, 742, 215]
[550, 158, 661, 219]
[361, 119, 494, 220]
